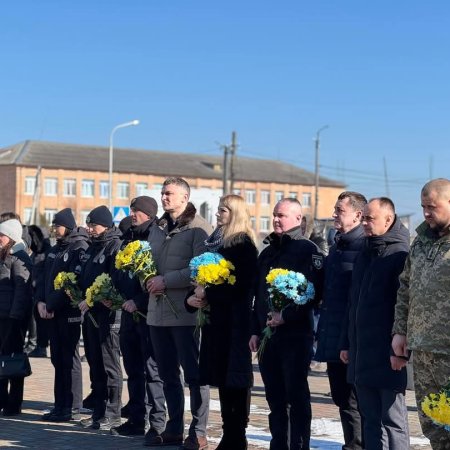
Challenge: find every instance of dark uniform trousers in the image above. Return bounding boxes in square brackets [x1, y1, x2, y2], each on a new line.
[120, 312, 166, 430]
[259, 331, 313, 450]
[83, 312, 122, 421]
[48, 317, 82, 410]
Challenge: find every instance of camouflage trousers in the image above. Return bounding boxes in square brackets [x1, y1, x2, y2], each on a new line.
[413, 350, 450, 450]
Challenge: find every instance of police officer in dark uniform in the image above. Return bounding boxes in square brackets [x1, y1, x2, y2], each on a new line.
[111, 196, 167, 438]
[36, 208, 89, 421]
[250, 198, 324, 450]
[78, 205, 123, 431]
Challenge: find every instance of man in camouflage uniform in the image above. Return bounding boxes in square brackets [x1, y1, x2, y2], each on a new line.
[392, 178, 450, 450]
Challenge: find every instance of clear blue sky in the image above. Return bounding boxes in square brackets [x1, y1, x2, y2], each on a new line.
[1, 1, 449, 223]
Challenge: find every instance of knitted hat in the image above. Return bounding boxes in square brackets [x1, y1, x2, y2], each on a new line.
[130, 196, 158, 218]
[0, 219, 24, 244]
[86, 205, 113, 228]
[52, 208, 76, 230]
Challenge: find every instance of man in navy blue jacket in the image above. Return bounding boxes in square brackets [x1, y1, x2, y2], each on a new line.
[315, 191, 367, 450]
[340, 198, 410, 450]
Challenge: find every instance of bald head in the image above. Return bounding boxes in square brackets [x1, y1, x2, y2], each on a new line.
[362, 197, 395, 237]
[272, 198, 303, 235]
[421, 178, 450, 236]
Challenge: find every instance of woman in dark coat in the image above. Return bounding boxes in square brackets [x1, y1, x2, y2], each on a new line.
[186, 194, 258, 450]
[77, 206, 123, 431]
[0, 219, 32, 416]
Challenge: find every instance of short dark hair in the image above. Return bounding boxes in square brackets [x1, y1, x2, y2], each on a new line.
[163, 177, 190, 197]
[0, 212, 21, 223]
[337, 191, 367, 212]
[369, 197, 395, 214]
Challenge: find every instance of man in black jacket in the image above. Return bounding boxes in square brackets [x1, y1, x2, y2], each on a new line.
[315, 191, 367, 450]
[340, 198, 410, 450]
[250, 198, 324, 450]
[36, 208, 89, 422]
[111, 196, 167, 439]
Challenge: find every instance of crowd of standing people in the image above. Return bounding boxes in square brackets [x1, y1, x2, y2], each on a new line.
[0, 176, 448, 450]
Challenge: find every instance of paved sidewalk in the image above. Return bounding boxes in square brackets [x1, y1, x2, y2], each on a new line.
[0, 356, 430, 449]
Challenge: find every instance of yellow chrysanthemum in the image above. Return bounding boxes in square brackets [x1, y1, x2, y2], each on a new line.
[266, 268, 290, 285]
[86, 286, 94, 307]
[422, 392, 450, 426]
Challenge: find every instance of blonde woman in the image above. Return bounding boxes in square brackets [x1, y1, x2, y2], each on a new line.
[187, 195, 258, 450]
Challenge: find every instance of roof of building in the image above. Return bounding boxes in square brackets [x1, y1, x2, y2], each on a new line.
[0, 140, 345, 187]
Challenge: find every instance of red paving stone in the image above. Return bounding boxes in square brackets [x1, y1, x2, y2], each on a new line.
[0, 356, 430, 449]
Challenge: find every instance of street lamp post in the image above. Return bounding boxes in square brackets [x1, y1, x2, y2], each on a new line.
[314, 125, 329, 221]
[108, 119, 140, 211]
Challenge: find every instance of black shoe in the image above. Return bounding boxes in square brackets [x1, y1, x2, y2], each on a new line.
[82, 392, 95, 410]
[110, 419, 145, 436]
[92, 417, 121, 431]
[45, 408, 73, 423]
[28, 346, 48, 358]
[80, 416, 95, 428]
[120, 403, 130, 418]
[42, 407, 63, 421]
[3, 408, 22, 417]
[144, 430, 183, 447]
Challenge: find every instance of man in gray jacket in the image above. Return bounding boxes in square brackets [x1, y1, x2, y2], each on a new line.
[145, 177, 213, 450]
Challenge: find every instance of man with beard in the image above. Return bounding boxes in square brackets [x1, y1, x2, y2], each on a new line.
[111, 196, 166, 441]
[36, 208, 89, 422]
[392, 178, 450, 450]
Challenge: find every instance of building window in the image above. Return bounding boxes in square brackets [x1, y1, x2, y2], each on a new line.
[289, 192, 297, 199]
[135, 182, 148, 197]
[275, 191, 284, 202]
[24, 176, 36, 195]
[245, 190, 256, 205]
[260, 216, 271, 232]
[44, 209, 57, 225]
[82, 179, 95, 197]
[63, 179, 76, 197]
[80, 210, 90, 226]
[23, 208, 33, 224]
[233, 188, 241, 196]
[302, 192, 312, 208]
[99, 181, 109, 199]
[117, 182, 129, 199]
[44, 178, 58, 196]
[153, 183, 163, 190]
[261, 190, 270, 205]
[250, 216, 256, 231]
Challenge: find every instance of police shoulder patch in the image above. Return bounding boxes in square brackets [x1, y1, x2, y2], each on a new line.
[312, 254, 323, 269]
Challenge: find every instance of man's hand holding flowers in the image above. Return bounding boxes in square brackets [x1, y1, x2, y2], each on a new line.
[266, 311, 285, 328]
[146, 275, 166, 295]
[122, 299, 138, 313]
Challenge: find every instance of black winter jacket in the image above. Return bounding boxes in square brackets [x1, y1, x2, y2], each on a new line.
[187, 235, 258, 388]
[342, 217, 409, 391]
[79, 227, 123, 333]
[251, 226, 324, 339]
[315, 224, 365, 362]
[36, 227, 89, 318]
[0, 243, 32, 321]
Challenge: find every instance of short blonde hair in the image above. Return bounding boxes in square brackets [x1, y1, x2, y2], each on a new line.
[220, 195, 255, 247]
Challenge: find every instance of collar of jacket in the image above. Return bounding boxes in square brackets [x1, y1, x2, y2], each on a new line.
[416, 220, 450, 244]
[335, 223, 365, 247]
[132, 218, 157, 240]
[158, 202, 197, 232]
[10, 241, 27, 254]
[263, 225, 306, 246]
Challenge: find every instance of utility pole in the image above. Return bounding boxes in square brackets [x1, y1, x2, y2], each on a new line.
[383, 157, 391, 198]
[229, 131, 237, 193]
[222, 144, 230, 195]
[314, 125, 329, 221]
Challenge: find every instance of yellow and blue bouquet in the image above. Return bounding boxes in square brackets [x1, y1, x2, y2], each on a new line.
[115, 240, 157, 283]
[257, 268, 315, 360]
[421, 380, 450, 431]
[189, 252, 236, 330]
[54, 271, 98, 327]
